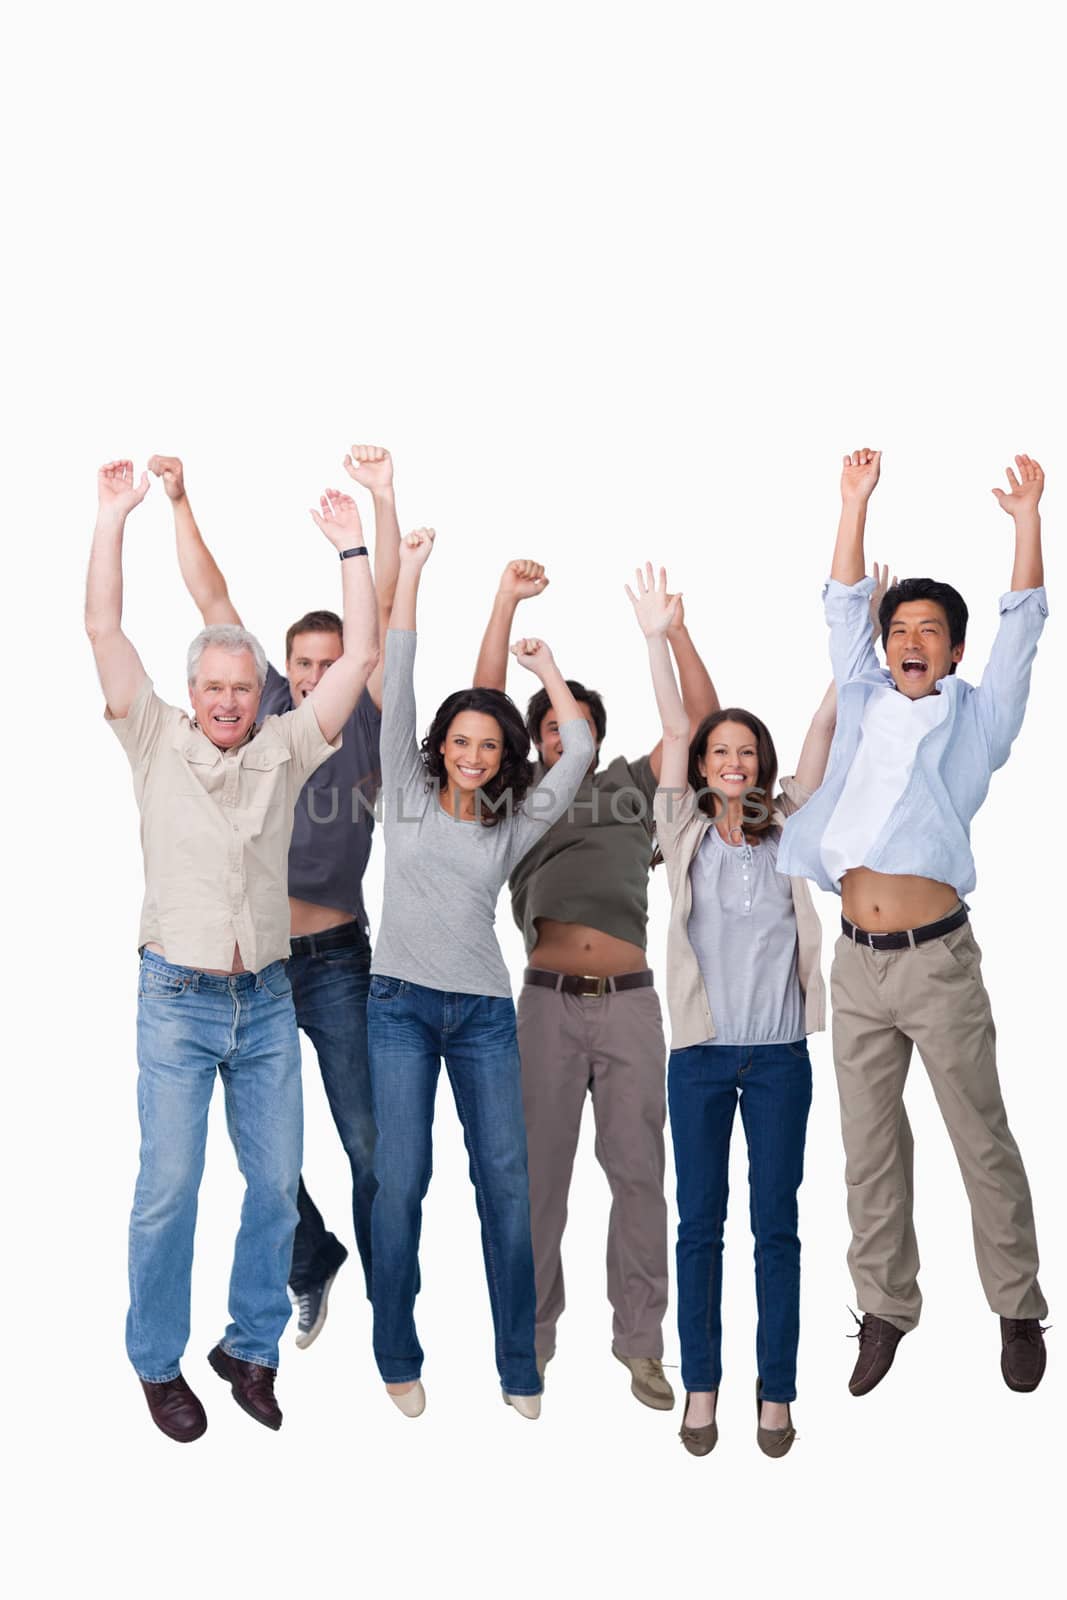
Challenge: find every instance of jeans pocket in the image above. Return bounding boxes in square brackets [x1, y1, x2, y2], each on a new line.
[369, 975, 406, 1002]
[260, 964, 294, 1000]
[784, 1039, 810, 1060]
[138, 967, 188, 1001]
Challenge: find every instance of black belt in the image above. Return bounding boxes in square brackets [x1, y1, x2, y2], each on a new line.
[524, 967, 655, 999]
[841, 903, 968, 952]
[289, 921, 369, 958]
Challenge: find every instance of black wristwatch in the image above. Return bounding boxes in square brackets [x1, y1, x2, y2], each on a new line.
[339, 546, 369, 560]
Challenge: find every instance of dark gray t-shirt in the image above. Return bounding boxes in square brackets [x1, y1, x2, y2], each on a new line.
[259, 662, 382, 930]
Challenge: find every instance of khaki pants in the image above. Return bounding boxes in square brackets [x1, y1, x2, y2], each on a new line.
[517, 980, 669, 1359]
[831, 920, 1046, 1332]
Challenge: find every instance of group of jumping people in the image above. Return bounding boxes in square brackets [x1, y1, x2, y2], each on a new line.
[85, 442, 1050, 1454]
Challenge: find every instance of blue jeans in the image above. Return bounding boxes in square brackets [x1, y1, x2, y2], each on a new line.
[128, 951, 303, 1381]
[367, 977, 540, 1396]
[668, 1040, 812, 1402]
[287, 923, 377, 1296]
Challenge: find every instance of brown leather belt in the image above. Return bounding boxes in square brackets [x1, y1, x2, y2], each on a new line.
[523, 967, 655, 998]
[841, 903, 968, 952]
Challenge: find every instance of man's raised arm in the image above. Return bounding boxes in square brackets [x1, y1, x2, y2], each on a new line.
[84, 460, 152, 717]
[992, 453, 1045, 592]
[473, 560, 549, 689]
[149, 454, 242, 626]
[831, 447, 881, 584]
[305, 488, 380, 743]
[343, 444, 401, 708]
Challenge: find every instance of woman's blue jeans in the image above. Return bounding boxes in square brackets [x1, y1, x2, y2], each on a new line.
[668, 1040, 812, 1403]
[367, 976, 540, 1396]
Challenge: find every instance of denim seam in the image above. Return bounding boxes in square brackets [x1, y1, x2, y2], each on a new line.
[221, 1341, 278, 1372]
[447, 1064, 507, 1373]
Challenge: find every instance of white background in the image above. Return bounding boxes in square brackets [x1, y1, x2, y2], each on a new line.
[5, 2, 1063, 1596]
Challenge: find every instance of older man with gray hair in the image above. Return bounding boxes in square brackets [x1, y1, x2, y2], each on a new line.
[85, 460, 379, 1442]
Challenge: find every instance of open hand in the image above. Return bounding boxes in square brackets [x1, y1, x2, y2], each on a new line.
[310, 488, 363, 549]
[510, 636, 557, 679]
[344, 444, 393, 493]
[147, 455, 186, 502]
[625, 563, 681, 638]
[398, 526, 436, 567]
[97, 459, 150, 519]
[991, 454, 1044, 518]
[841, 447, 881, 506]
[499, 559, 549, 601]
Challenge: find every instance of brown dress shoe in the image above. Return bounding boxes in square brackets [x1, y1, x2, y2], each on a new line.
[140, 1374, 207, 1443]
[208, 1344, 283, 1430]
[679, 1394, 718, 1457]
[1000, 1318, 1047, 1392]
[756, 1378, 796, 1458]
[848, 1312, 907, 1396]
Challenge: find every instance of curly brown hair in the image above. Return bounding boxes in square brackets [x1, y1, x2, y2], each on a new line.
[420, 688, 535, 827]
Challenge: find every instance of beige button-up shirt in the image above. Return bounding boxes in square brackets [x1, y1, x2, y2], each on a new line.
[109, 676, 339, 972]
[654, 775, 826, 1050]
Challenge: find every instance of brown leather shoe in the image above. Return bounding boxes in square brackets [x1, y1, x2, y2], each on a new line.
[756, 1378, 796, 1457]
[140, 1374, 207, 1443]
[848, 1312, 907, 1396]
[679, 1393, 718, 1457]
[1000, 1318, 1047, 1392]
[208, 1344, 283, 1430]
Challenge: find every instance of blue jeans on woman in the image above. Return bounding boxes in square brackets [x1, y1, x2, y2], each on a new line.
[287, 922, 377, 1297]
[128, 951, 303, 1381]
[668, 1040, 812, 1403]
[367, 976, 540, 1396]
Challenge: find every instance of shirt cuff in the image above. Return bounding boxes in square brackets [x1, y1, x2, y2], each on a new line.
[822, 575, 876, 600]
[998, 585, 1049, 616]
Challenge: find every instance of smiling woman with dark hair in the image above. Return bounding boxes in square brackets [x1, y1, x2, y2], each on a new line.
[419, 686, 534, 822]
[629, 562, 838, 1461]
[367, 527, 593, 1423]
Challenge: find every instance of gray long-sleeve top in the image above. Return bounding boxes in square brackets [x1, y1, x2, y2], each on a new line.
[370, 630, 595, 996]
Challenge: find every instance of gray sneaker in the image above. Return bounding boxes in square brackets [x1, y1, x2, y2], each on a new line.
[613, 1351, 676, 1411]
[293, 1265, 344, 1350]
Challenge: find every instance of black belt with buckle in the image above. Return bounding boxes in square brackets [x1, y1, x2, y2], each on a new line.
[841, 903, 968, 952]
[524, 968, 655, 998]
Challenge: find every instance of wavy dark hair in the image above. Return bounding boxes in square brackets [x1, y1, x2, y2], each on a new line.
[419, 688, 534, 827]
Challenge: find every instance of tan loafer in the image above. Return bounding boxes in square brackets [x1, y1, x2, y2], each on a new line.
[679, 1393, 718, 1457]
[613, 1351, 676, 1411]
[755, 1378, 796, 1457]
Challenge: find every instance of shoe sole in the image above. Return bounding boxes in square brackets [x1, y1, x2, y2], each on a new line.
[612, 1350, 676, 1410]
[208, 1347, 282, 1431]
[1001, 1352, 1047, 1393]
[148, 1412, 207, 1444]
[294, 1268, 341, 1350]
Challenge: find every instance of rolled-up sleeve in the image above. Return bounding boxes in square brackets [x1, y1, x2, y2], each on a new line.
[106, 676, 170, 772]
[272, 696, 341, 788]
[974, 587, 1049, 770]
[825, 576, 881, 686]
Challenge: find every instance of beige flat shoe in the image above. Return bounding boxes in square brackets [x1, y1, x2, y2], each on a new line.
[503, 1391, 542, 1420]
[755, 1378, 796, 1457]
[387, 1380, 426, 1418]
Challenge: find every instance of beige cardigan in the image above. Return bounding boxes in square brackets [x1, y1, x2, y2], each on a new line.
[654, 775, 826, 1050]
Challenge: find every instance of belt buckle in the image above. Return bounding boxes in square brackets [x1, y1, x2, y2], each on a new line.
[575, 974, 607, 999]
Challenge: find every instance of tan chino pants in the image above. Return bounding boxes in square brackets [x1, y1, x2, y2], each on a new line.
[831, 920, 1046, 1332]
[517, 980, 669, 1360]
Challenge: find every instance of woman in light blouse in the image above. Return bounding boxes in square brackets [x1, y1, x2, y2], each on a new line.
[628, 563, 836, 1458]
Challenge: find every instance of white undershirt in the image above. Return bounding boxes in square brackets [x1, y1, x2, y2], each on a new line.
[821, 687, 949, 888]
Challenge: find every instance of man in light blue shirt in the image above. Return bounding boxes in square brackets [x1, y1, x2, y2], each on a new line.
[779, 448, 1049, 1399]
